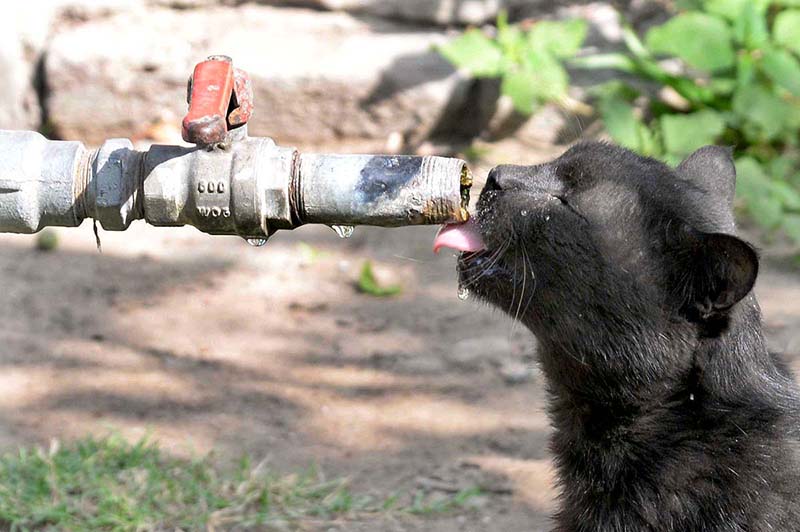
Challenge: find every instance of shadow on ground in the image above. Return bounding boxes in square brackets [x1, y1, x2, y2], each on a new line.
[0, 223, 557, 530]
[1, 206, 798, 532]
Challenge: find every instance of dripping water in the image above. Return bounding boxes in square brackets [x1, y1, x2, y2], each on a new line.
[330, 225, 355, 239]
[247, 238, 268, 247]
[457, 285, 470, 301]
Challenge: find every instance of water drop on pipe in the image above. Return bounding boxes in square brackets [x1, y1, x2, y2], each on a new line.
[330, 225, 355, 239]
[457, 285, 470, 301]
[247, 238, 268, 247]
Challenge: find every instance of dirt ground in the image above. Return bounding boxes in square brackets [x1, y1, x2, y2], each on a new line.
[1, 142, 799, 532]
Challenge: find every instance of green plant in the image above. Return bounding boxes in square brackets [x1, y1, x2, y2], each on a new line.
[439, 12, 587, 115]
[572, 0, 800, 241]
[439, 3, 800, 244]
[357, 260, 402, 297]
[0, 434, 480, 530]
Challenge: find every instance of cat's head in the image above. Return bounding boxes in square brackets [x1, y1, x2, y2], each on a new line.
[447, 142, 758, 352]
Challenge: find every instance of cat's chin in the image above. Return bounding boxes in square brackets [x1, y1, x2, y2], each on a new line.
[456, 251, 514, 300]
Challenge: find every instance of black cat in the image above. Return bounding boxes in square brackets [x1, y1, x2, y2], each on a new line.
[439, 143, 800, 531]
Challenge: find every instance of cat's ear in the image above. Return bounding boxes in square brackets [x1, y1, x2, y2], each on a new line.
[673, 229, 758, 319]
[677, 145, 736, 208]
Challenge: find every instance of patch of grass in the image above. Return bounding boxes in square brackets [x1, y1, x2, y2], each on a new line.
[0, 435, 480, 530]
[357, 260, 402, 297]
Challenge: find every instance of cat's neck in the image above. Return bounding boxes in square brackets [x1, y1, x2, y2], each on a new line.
[538, 299, 799, 529]
[536, 295, 774, 412]
[539, 297, 793, 502]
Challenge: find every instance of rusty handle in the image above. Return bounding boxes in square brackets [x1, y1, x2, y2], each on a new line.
[182, 56, 235, 145]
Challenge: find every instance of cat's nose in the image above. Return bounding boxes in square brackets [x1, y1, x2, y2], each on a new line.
[484, 167, 503, 191]
[484, 165, 531, 191]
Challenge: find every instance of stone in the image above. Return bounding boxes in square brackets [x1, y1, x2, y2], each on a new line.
[45, 5, 470, 148]
[0, 1, 148, 132]
[266, 0, 527, 26]
[0, 28, 39, 131]
[0, 3, 58, 131]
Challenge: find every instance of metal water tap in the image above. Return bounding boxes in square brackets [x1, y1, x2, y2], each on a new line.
[0, 56, 472, 241]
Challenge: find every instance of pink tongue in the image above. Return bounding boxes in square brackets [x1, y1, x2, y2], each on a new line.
[433, 218, 486, 253]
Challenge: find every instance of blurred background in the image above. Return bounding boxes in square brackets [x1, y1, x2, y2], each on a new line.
[1, 1, 799, 530]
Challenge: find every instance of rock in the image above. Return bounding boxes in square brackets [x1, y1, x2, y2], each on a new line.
[0, 1, 148, 132]
[0, 3, 60, 131]
[0, 28, 40, 131]
[45, 5, 470, 148]
[266, 0, 528, 26]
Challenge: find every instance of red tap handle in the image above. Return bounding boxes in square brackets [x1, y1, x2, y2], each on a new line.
[182, 56, 253, 145]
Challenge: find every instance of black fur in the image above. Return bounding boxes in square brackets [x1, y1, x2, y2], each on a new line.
[460, 142, 800, 531]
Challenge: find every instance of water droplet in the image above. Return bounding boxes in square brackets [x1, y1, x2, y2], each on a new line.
[330, 225, 355, 239]
[457, 285, 470, 300]
[247, 238, 268, 247]
[545, 215, 551, 221]
[520, 210, 528, 217]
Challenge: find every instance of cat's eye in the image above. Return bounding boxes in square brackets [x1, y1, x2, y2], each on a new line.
[557, 162, 590, 191]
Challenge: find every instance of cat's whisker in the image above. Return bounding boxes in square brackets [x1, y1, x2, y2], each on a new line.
[518, 245, 538, 324]
[512, 244, 528, 326]
[459, 235, 513, 289]
[506, 247, 520, 319]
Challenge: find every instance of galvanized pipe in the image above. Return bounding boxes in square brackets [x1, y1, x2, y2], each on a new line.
[0, 129, 471, 241]
[297, 154, 470, 227]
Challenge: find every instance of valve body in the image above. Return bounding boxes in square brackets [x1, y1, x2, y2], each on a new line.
[0, 129, 471, 239]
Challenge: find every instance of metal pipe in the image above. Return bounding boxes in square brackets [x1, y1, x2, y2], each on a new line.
[0, 129, 471, 241]
[297, 154, 470, 227]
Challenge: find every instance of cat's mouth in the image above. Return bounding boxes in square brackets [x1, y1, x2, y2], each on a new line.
[434, 218, 505, 296]
[432, 218, 486, 254]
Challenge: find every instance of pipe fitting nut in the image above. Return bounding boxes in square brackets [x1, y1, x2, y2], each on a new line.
[92, 138, 141, 230]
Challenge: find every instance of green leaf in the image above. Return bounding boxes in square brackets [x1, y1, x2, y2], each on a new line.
[734, 156, 770, 200]
[736, 52, 756, 87]
[704, 0, 748, 20]
[438, 29, 504, 77]
[523, 51, 569, 100]
[598, 96, 657, 155]
[645, 13, 735, 71]
[735, 157, 784, 228]
[750, 194, 785, 228]
[598, 97, 639, 150]
[660, 110, 726, 157]
[502, 70, 538, 115]
[761, 47, 800, 96]
[772, 181, 800, 210]
[732, 83, 793, 141]
[527, 19, 588, 58]
[622, 25, 650, 60]
[357, 261, 402, 297]
[708, 77, 737, 95]
[733, 0, 769, 49]
[768, 155, 796, 181]
[498, 21, 526, 61]
[782, 215, 800, 244]
[774, 10, 800, 57]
